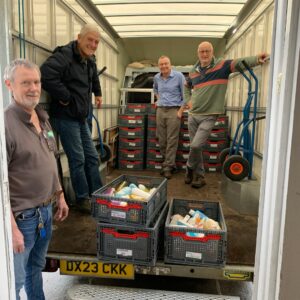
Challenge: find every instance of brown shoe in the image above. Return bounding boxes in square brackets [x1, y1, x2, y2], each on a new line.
[184, 166, 193, 184]
[163, 170, 172, 179]
[76, 199, 91, 214]
[191, 176, 206, 189]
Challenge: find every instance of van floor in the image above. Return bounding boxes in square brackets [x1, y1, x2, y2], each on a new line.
[49, 170, 258, 266]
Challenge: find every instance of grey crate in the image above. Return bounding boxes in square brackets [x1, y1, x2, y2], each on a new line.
[97, 203, 168, 266]
[119, 149, 144, 160]
[92, 175, 167, 227]
[165, 198, 227, 267]
[119, 126, 145, 138]
[125, 104, 148, 114]
[119, 137, 144, 149]
[118, 114, 145, 126]
[118, 159, 144, 170]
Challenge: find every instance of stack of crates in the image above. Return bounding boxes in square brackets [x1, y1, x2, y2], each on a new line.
[146, 104, 164, 171]
[176, 114, 229, 173]
[202, 115, 229, 172]
[164, 198, 227, 267]
[118, 104, 148, 170]
[91, 174, 168, 266]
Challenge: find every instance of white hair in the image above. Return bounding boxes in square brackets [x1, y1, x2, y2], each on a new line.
[4, 59, 40, 82]
[79, 24, 101, 37]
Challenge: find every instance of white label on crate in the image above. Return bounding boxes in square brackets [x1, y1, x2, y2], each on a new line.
[117, 249, 133, 257]
[134, 109, 141, 112]
[211, 144, 217, 148]
[211, 133, 217, 137]
[156, 155, 163, 158]
[129, 120, 136, 124]
[127, 165, 134, 168]
[210, 155, 217, 159]
[183, 134, 189, 138]
[128, 155, 134, 158]
[209, 168, 217, 172]
[186, 251, 202, 260]
[128, 132, 135, 136]
[155, 166, 162, 169]
[183, 154, 189, 159]
[129, 143, 136, 146]
[111, 210, 126, 219]
[183, 143, 190, 148]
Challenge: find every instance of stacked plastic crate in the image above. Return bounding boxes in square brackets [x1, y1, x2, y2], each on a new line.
[91, 174, 168, 266]
[146, 104, 164, 171]
[176, 114, 229, 172]
[202, 115, 229, 172]
[118, 104, 148, 170]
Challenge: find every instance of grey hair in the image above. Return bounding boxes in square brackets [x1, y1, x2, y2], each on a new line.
[3, 58, 40, 82]
[79, 24, 101, 37]
[158, 55, 171, 63]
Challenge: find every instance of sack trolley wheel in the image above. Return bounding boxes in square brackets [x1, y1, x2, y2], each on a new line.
[219, 148, 242, 165]
[96, 143, 111, 162]
[223, 155, 250, 181]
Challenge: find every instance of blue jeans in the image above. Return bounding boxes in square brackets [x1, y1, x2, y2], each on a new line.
[52, 118, 102, 201]
[14, 205, 52, 300]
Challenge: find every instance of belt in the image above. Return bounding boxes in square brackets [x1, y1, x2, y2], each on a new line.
[39, 192, 57, 207]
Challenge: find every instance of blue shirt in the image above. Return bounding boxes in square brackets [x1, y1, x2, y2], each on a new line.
[153, 70, 185, 107]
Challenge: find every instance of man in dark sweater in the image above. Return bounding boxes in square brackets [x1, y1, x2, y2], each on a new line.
[184, 41, 268, 188]
[40, 24, 103, 212]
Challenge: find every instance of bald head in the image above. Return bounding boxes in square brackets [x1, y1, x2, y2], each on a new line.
[197, 41, 214, 67]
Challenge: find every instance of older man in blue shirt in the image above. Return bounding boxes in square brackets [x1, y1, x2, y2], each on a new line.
[153, 56, 185, 179]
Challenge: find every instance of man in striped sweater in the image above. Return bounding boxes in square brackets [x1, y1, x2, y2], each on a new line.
[184, 41, 268, 188]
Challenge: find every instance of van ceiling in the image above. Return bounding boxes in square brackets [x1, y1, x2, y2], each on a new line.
[91, 0, 249, 38]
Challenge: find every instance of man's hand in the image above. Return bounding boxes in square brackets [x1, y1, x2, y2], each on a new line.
[95, 96, 102, 109]
[12, 226, 25, 254]
[258, 53, 269, 64]
[54, 193, 69, 222]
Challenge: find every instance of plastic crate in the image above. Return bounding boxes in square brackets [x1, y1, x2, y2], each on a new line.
[176, 161, 187, 170]
[177, 140, 190, 151]
[203, 151, 221, 163]
[176, 150, 189, 161]
[204, 163, 222, 172]
[146, 160, 163, 170]
[147, 149, 163, 160]
[147, 103, 156, 114]
[148, 114, 156, 126]
[92, 175, 167, 227]
[118, 159, 144, 170]
[119, 149, 144, 160]
[147, 138, 160, 149]
[209, 128, 228, 140]
[214, 116, 229, 128]
[203, 140, 228, 151]
[97, 203, 168, 266]
[119, 126, 145, 138]
[119, 137, 144, 149]
[125, 104, 148, 114]
[147, 127, 157, 138]
[181, 117, 188, 129]
[179, 128, 190, 140]
[165, 198, 227, 267]
[118, 114, 145, 126]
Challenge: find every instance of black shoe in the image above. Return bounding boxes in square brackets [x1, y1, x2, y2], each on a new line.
[184, 166, 193, 184]
[171, 167, 178, 174]
[76, 199, 91, 214]
[191, 176, 206, 189]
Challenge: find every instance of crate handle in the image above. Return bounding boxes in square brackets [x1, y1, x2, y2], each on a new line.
[169, 231, 221, 242]
[96, 199, 142, 211]
[102, 228, 150, 239]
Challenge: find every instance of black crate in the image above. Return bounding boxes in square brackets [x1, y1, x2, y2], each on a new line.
[97, 203, 168, 266]
[147, 138, 160, 149]
[176, 150, 189, 161]
[92, 175, 167, 227]
[119, 149, 144, 160]
[176, 161, 187, 170]
[203, 140, 228, 151]
[147, 127, 156, 138]
[214, 116, 229, 128]
[178, 140, 190, 151]
[118, 159, 144, 170]
[203, 151, 221, 163]
[118, 114, 145, 126]
[125, 104, 148, 114]
[147, 103, 156, 114]
[148, 114, 156, 126]
[146, 160, 163, 170]
[181, 117, 188, 129]
[119, 137, 144, 149]
[119, 126, 145, 138]
[147, 149, 163, 160]
[179, 128, 190, 140]
[165, 198, 227, 267]
[204, 163, 222, 173]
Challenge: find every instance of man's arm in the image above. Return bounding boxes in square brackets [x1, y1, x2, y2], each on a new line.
[53, 191, 69, 222]
[11, 210, 25, 254]
[231, 53, 269, 72]
[92, 62, 102, 109]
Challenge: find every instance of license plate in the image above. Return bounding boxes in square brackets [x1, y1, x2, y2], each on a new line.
[60, 260, 134, 279]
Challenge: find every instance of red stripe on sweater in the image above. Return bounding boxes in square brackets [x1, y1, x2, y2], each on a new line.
[194, 79, 228, 89]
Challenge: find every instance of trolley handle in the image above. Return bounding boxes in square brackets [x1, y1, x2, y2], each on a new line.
[97, 66, 107, 76]
[241, 60, 252, 72]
